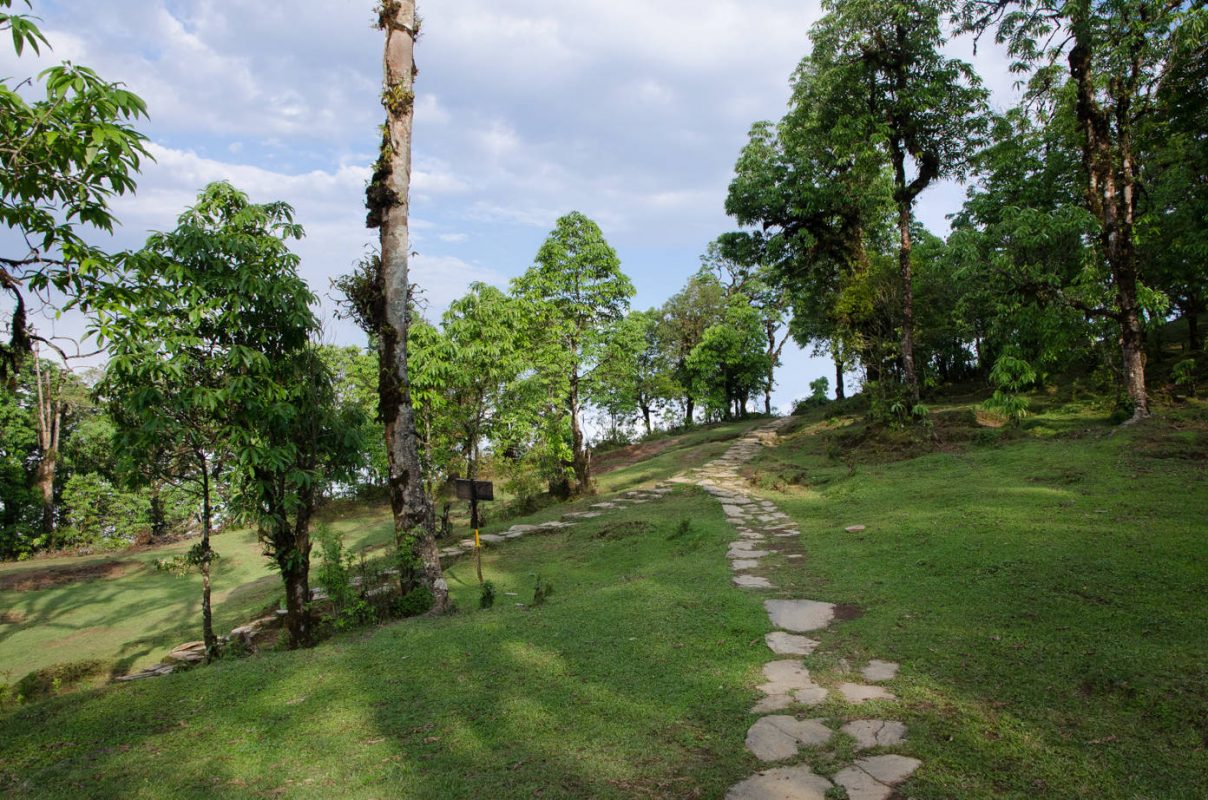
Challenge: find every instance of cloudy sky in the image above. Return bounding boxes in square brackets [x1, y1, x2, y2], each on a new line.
[4, 0, 1018, 415]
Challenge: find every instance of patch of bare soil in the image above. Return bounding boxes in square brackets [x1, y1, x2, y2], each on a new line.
[0, 610, 25, 624]
[592, 437, 676, 475]
[0, 560, 138, 592]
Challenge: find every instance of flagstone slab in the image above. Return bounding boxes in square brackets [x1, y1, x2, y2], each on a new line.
[745, 716, 834, 761]
[834, 755, 922, 800]
[837, 683, 897, 703]
[841, 719, 907, 749]
[765, 631, 819, 656]
[764, 599, 835, 632]
[725, 765, 833, 800]
[734, 574, 774, 589]
[731, 559, 761, 570]
[861, 660, 899, 683]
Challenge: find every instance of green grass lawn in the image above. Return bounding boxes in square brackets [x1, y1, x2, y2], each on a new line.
[0, 490, 769, 799]
[0, 504, 396, 682]
[740, 398, 1208, 799]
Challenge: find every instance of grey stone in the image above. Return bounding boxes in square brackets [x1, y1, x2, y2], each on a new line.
[861, 660, 899, 683]
[590, 502, 618, 509]
[845, 524, 867, 533]
[731, 559, 761, 570]
[477, 533, 506, 544]
[725, 766, 832, 800]
[507, 524, 538, 533]
[745, 716, 834, 761]
[765, 631, 819, 656]
[841, 720, 908, 750]
[751, 693, 795, 713]
[728, 549, 771, 559]
[834, 756, 922, 800]
[733, 574, 774, 589]
[837, 683, 897, 703]
[764, 599, 835, 632]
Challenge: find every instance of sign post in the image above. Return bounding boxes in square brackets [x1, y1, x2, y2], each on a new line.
[454, 479, 494, 584]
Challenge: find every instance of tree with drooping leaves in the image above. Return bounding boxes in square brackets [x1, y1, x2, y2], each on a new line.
[513, 211, 634, 494]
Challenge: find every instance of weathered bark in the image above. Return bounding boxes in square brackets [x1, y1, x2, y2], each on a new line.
[684, 395, 695, 427]
[1187, 306, 1202, 352]
[834, 352, 846, 401]
[32, 353, 61, 544]
[1069, 3, 1148, 420]
[889, 148, 920, 406]
[640, 404, 652, 435]
[278, 514, 314, 649]
[569, 366, 589, 492]
[149, 482, 166, 539]
[371, 0, 448, 611]
[199, 453, 217, 661]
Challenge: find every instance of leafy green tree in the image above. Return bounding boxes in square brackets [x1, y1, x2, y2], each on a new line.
[811, 0, 988, 403]
[589, 308, 675, 436]
[656, 272, 727, 425]
[686, 299, 772, 420]
[0, 1, 149, 386]
[513, 211, 634, 493]
[97, 182, 356, 651]
[959, 0, 1203, 418]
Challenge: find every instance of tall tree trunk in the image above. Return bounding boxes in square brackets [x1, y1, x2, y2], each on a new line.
[888, 143, 920, 407]
[569, 367, 589, 492]
[641, 404, 652, 435]
[1069, 6, 1148, 420]
[684, 395, 694, 427]
[371, 0, 448, 610]
[32, 353, 60, 545]
[149, 482, 166, 539]
[278, 511, 314, 649]
[1187, 304, 1202, 352]
[834, 351, 846, 401]
[199, 454, 217, 661]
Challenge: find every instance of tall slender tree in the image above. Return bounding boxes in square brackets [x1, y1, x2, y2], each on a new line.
[366, 0, 448, 610]
[812, 0, 988, 404]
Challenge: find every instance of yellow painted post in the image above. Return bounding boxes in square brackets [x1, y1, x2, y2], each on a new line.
[474, 528, 483, 584]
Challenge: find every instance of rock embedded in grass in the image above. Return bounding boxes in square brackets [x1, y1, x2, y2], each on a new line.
[764, 599, 836, 632]
[733, 574, 774, 589]
[861, 660, 899, 683]
[725, 765, 833, 800]
[837, 682, 897, 703]
[833, 755, 922, 800]
[841, 719, 908, 749]
[744, 716, 833, 761]
[765, 631, 819, 656]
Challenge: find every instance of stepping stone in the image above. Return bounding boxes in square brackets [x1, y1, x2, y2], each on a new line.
[757, 661, 827, 707]
[845, 524, 867, 533]
[477, 533, 506, 544]
[536, 520, 575, 530]
[725, 765, 833, 800]
[563, 511, 603, 519]
[833, 755, 922, 800]
[590, 502, 618, 509]
[507, 525, 538, 533]
[786, 554, 804, 560]
[734, 574, 773, 589]
[861, 660, 899, 683]
[731, 559, 761, 570]
[764, 599, 835, 632]
[745, 716, 833, 761]
[841, 720, 908, 750]
[728, 549, 771, 560]
[723, 505, 747, 516]
[765, 631, 819, 656]
[837, 683, 897, 703]
[740, 532, 766, 541]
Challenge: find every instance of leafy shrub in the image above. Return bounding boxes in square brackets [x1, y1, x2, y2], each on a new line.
[396, 586, 435, 617]
[792, 377, 832, 415]
[1172, 358, 1197, 396]
[14, 659, 108, 704]
[983, 354, 1037, 426]
[61, 472, 150, 547]
[479, 580, 496, 610]
[315, 526, 375, 630]
[532, 575, 554, 606]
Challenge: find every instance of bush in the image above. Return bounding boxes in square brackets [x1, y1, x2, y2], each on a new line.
[314, 526, 375, 630]
[983, 354, 1037, 427]
[396, 586, 435, 617]
[532, 575, 554, 606]
[479, 580, 496, 610]
[1172, 358, 1197, 397]
[61, 473, 150, 548]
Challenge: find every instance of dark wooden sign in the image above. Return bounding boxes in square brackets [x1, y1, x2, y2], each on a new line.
[454, 479, 494, 502]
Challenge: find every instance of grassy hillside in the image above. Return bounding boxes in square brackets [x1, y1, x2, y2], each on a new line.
[742, 397, 1208, 798]
[0, 402, 1205, 798]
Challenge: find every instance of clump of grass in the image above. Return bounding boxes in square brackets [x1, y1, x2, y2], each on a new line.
[531, 575, 554, 606]
[479, 580, 496, 610]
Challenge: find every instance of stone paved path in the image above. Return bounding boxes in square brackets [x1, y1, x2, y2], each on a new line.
[671, 418, 922, 800]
